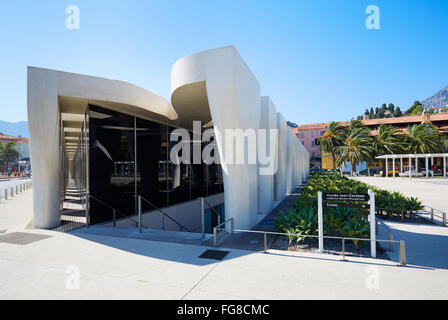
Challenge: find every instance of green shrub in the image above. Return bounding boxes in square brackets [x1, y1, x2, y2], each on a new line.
[274, 172, 423, 247]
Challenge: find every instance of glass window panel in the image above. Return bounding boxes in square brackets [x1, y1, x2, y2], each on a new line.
[89, 105, 135, 224]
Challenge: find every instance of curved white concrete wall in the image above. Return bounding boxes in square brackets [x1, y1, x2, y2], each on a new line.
[172, 46, 261, 229]
[28, 67, 176, 229]
[274, 112, 287, 202]
[258, 96, 277, 214]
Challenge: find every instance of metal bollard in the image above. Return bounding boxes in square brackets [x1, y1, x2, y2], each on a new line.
[341, 238, 345, 260]
[5, 189, 8, 200]
[264, 232, 267, 253]
[431, 208, 434, 221]
[113, 209, 116, 227]
[138, 196, 142, 232]
[401, 212, 404, 222]
[389, 232, 393, 251]
[399, 241, 406, 266]
[213, 227, 218, 247]
[443, 212, 447, 227]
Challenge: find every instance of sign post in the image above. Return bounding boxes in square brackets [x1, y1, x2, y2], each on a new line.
[368, 189, 376, 258]
[318, 191, 323, 253]
[319, 191, 375, 258]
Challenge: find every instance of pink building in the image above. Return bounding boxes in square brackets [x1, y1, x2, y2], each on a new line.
[293, 123, 328, 169]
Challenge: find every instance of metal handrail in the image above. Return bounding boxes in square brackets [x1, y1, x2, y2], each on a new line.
[138, 195, 192, 232]
[376, 206, 446, 226]
[213, 222, 406, 265]
[202, 198, 222, 218]
[89, 194, 143, 228]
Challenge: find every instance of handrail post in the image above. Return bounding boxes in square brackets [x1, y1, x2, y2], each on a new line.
[443, 212, 447, 227]
[213, 227, 218, 247]
[389, 232, 393, 251]
[368, 189, 376, 258]
[399, 240, 406, 266]
[200, 197, 205, 239]
[264, 232, 267, 253]
[341, 238, 345, 261]
[138, 195, 142, 233]
[113, 209, 116, 227]
[431, 208, 434, 221]
[86, 194, 89, 228]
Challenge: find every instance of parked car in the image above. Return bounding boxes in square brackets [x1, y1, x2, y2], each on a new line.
[380, 169, 400, 176]
[399, 170, 423, 177]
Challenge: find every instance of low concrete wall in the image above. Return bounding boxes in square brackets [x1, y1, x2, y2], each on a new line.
[0, 179, 33, 203]
[104, 193, 224, 233]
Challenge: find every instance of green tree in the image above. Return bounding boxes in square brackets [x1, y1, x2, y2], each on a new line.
[317, 121, 345, 170]
[393, 106, 402, 117]
[404, 124, 441, 153]
[407, 100, 423, 115]
[0, 142, 19, 171]
[372, 125, 405, 175]
[410, 104, 423, 115]
[388, 103, 395, 113]
[335, 126, 374, 175]
[373, 125, 404, 155]
[347, 119, 364, 132]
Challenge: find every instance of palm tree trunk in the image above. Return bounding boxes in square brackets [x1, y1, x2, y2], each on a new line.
[331, 151, 336, 170]
[352, 162, 357, 175]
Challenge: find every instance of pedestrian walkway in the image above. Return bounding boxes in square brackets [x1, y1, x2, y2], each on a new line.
[204, 186, 304, 251]
[377, 219, 448, 270]
[354, 177, 448, 225]
[0, 189, 33, 232]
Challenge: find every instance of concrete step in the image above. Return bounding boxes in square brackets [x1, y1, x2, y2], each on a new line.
[70, 225, 212, 246]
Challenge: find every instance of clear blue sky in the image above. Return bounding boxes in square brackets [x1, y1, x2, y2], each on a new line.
[0, 0, 447, 125]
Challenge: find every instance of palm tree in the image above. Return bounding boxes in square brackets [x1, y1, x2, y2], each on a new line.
[347, 119, 364, 133]
[404, 124, 441, 154]
[317, 121, 345, 169]
[372, 124, 404, 155]
[335, 127, 374, 175]
[0, 142, 19, 172]
[372, 125, 405, 175]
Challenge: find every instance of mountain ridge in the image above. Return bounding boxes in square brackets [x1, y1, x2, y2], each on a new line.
[422, 85, 448, 110]
[0, 120, 29, 138]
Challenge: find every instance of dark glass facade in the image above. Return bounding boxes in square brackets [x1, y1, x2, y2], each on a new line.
[88, 105, 223, 224]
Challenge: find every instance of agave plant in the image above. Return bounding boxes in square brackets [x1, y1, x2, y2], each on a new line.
[382, 194, 406, 217]
[404, 197, 424, 216]
[276, 207, 317, 244]
[342, 217, 370, 247]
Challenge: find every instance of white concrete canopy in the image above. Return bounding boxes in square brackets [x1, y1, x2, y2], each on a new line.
[28, 67, 177, 229]
[28, 46, 310, 230]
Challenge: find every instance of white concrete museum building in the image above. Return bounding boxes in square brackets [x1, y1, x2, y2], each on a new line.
[27, 46, 309, 233]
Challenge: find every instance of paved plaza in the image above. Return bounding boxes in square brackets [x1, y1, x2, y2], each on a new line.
[354, 176, 448, 224]
[0, 188, 447, 299]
